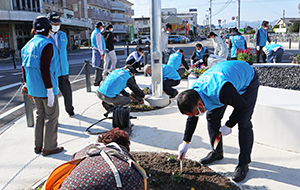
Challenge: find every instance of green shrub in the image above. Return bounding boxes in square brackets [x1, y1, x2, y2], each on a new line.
[82, 41, 88, 47]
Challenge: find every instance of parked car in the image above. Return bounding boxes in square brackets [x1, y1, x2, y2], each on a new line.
[224, 35, 230, 39]
[168, 35, 185, 43]
[131, 36, 151, 45]
[199, 35, 207, 40]
[180, 35, 190, 43]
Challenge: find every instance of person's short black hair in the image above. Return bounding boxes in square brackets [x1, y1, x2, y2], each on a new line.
[208, 32, 217, 38]
[165, 23, 172, 30]
[262, 20, 269, 27]
[96, 21, 103, 28]
[177, 89, 200, 114]
[196, 43, 202, 48]
[106, 24, 113, 30]
[178, 49, 184, 53]
[136, 46, 143, 52]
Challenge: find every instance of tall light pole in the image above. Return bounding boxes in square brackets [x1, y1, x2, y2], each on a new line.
[79, 1, 82, 20]
[237, 0, 240, 30]
[210, 0, 212, 32]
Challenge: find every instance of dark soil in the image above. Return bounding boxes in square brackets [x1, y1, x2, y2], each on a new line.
[132, 152, 240, 190]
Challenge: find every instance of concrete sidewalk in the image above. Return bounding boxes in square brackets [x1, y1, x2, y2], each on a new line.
[0, 75, 300, 190]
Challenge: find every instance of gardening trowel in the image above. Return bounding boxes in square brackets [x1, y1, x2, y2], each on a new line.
[213, 132, 222, 150]
[179, 153, 183, 173]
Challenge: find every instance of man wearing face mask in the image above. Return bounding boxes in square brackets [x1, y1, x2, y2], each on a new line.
[125, 47, 144, 73]
[162, 23, 172, 63]
[255, 20, 271, 63]
[177, 60, 259, 182]
[190, 43, 209, 67]
[48, 12, 75, 117]
[91, 21, 106, 86]
[102, 24, 117, 78]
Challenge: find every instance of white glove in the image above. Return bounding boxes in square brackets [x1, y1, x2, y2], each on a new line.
[199, 59, 204, 63]
[195, 61, 200, 66]
[47, 88, 54, 107]
[256, 46, 260, 51]
[178, 141, 189, 160]
[187, 69, 192, 74]
[219, 125, 232, 136]
[190, 60, 193, 65]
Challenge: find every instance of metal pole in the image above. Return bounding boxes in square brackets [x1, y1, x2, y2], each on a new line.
[150, 0, 163, 97]
[144, 52, 148, 76]
[238, 0, 240, 30]
[11, 49, 16, 69]
[127, 44, 129, 56]
[22, 89, 34, 127]
[210, 0, 212, 32]
[85, 59, 91, 92]
[289, 38, 291, 49]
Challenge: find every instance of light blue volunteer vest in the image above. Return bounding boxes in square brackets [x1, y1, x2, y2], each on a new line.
[265, 44, 282, 52]
[97, 68, 132, 97]
[162, 64, 181, 81]
[167, 52, 182, 71]
[257, 27, 268, 46]
[195, 47, 207, 60]
[91, 28, 106, 50]
[191, 60, 254, 111]
[230, 35, 246, 58]
[21, 34, 59, 97]
[49, 31, 69, 76]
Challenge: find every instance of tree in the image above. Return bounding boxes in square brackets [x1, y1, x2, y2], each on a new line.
[273, 24, 279, 29]
[289, 22, 299, 33]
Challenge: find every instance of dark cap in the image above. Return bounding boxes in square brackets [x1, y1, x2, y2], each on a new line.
[96, 21, 103, 28]
[33, 16, 51, 33]
[178, 49, 184, 53]
[47, 12, 61, 23]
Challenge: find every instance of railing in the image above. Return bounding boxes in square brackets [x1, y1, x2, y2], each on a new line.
[111, 13, 126, 22]
[87, 0, 111, 9]
[88, 9, 111, 21]
[110, 1, 125, 11]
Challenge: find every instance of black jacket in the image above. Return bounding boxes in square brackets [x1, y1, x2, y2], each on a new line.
[102, 30, 115, 51]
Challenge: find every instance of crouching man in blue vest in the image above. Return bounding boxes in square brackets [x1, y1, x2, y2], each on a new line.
[177, 60, 259, 182]
[190, 43, 209, 67]
[96, 65, 145, 110]
[144, 64, 181, 98]
[262, 44, 284, 63]
[167, 49, 189, 77]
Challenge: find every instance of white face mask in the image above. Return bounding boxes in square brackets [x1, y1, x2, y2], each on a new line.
[197, 49, 201, 53]
[101, 28, 105, 32]
[195, 106, 206, 117]
[51, 25, 60, 33]
[110, 28, 113, 32]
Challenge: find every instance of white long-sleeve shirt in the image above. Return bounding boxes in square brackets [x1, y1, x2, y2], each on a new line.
[213, 36, 228, 59]
[161, 28, 169, 52]
[95, 32, 104, 55]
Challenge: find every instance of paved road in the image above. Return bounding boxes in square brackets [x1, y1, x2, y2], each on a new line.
[0, 40, 296, 131]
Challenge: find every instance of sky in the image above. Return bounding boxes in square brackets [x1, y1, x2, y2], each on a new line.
[129, 0, 300, 27]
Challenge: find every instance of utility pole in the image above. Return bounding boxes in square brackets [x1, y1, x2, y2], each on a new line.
[237, 0, 240, 30]
[282, 10, 285, 28]
[210, 0, 212, 32]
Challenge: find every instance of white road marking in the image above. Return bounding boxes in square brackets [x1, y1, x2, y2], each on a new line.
[0, 82, 22, 92]
[0, 103, 24, 120]
[11, 72, 22, 76]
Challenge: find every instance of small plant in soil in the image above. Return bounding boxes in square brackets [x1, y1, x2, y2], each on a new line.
[171, 170, 185, 183]
[165, 154, 176, 163]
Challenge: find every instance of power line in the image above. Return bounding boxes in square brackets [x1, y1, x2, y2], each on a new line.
[252, 0, 282, 16]
[212, 0, 232, 16]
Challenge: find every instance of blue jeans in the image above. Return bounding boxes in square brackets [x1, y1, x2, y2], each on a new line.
[267, 48, 284, 63]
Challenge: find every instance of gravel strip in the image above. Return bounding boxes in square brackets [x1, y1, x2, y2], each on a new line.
[254, 66, 300, 91]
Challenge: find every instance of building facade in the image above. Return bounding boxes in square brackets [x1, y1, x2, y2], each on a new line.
[0, 0, 92, 58]
[67, 0, 134, 42]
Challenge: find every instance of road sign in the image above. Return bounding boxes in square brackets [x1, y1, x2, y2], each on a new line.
[218, 19, 222, 24]
[130, 26, 134, 41]
[232, 16, 235, 20]
[239, 28, 244, 34]
[275, 28, 287, 33]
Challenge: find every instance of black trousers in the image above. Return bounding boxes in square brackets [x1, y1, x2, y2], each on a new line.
[94, 60, 104, 85]
[163, 79, 180, 96]
[59, 75, 74, 115]
[256, 46, 267, 63]
[206, 72, 259, 166]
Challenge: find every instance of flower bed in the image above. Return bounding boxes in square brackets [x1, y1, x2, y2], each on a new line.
[237, 48, 257, 65]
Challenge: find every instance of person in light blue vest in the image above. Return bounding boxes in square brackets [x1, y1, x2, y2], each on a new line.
[190, 43, 209, 67]
[176, 60, 259, 182]
[228, 28, 247, 60]
[21, 16, 64, 156]
[48, 12, 75, 117]
[144, 64, 181, 98]
[255, 21, 271, 63]
[91, 21, 106, 86]
[262, 43, 284, 63]
[96, 65, 145, 110]
[167, 49, 189, 76]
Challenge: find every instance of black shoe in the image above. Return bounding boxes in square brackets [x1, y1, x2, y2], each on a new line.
[69, 113, 75, 118]
[232, 164, 249, 182]
[200, 151, 223, 165]
[169, 90, 179, 99]
[94, 82, 100, 86]
[102, 101, 114, 111]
